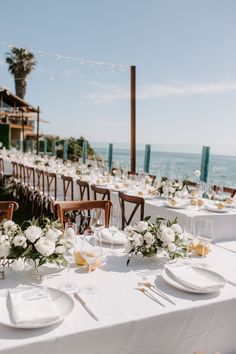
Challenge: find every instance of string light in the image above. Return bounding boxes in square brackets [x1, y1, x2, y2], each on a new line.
[0, 41, 130, 84]
[0, 42, 129, 70]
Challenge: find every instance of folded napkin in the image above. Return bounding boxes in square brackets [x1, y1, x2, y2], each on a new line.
[100, 228, 126, 245]
[165, 265, 224, 292]
[9, 286, 60, 326]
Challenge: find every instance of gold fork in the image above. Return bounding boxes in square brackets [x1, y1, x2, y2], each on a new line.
[138, 281, 176, 305]
[135, 287, 165, 307]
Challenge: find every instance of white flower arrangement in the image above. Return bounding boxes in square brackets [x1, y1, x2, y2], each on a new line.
[156, 178, 183, 198]
[124, 217, 186, 265]
[0, 218, 68, 271]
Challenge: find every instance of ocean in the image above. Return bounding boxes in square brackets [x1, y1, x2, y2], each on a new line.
[92, 146, 236, 188]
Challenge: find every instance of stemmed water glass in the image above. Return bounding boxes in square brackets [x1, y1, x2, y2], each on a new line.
[196, 218, 214, 266]
[109, 206, 119, 252]
[80, 230, 102, 294]
[58, 222, 77, 293]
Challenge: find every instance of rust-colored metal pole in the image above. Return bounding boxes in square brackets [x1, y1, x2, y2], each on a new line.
[130, 65, 136, 173]
[21, 110, 25, 153]
[36, 106, 40, 155]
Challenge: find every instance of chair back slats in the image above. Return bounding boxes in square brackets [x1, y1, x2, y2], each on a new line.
[19, 164, 26, 184]
[77, 180, 90, 201]
[91, 184, 110, 201]
[0, 201, 19, 222]
[25, 166, 36, 189]
[56, 200, 112, 228]
[45, 172, 57, 200]
[35, 169, 45, 194]
[12, 162, 19, 180]
[62, 175, 74, 201]
[118, 192, 144, 230]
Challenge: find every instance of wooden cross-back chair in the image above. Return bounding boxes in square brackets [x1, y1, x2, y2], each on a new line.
[44, 172, 58, 217]
[45, 172, 57, 201]
[214, 185, 236, 198]
[33, 168, 45, 217]
[91, 184, 110, 201]
[21, 166, 36, 212]
[56, 200, 112, 230]
[62, 175, 74, 201]
[118, 191, 144, 230]
[76, 180, 90, 201]
[0, 201, 19, 222]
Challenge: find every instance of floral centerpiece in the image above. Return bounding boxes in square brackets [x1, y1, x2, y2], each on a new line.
[124, 217, 186, 265]
[0, 218, 68, 272]
[156, 178, 182, 198]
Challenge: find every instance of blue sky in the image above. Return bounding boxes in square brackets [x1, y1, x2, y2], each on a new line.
[1, 0, 236, 153]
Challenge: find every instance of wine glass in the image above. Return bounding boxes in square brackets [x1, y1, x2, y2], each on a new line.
[183, 216, 195, 255]
[80, 230, 102, 294]
[58, 222, 77, 293]
[109, 206, 119, 252]
[196, 218, 214, 266]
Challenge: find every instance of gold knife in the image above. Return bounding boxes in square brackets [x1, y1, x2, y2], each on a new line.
[73, 293, 99, 321]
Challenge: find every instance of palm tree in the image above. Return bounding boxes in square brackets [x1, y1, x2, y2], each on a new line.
[5, 47, 36, 99]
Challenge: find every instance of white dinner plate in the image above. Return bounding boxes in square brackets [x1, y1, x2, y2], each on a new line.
[204, 205, 228, 213]
[164, 201, 188, 209]
[0, 287, 74, 329]
[162, 266, 225, 294]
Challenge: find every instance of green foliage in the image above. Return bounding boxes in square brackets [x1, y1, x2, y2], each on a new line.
[56, 136, 98, 161]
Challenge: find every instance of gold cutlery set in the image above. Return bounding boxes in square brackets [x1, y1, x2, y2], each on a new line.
[136, 281, 176, 306]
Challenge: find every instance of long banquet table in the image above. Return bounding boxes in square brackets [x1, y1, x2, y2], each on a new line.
[1, 243, 236, 354]
[3, 157, 236, 242]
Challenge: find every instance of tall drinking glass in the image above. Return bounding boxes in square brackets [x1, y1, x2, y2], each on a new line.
[58, 222, 77, 293]
[80, 230, 102, 294]
[196, 218, 214, 266]
[109, 206, 119, 252]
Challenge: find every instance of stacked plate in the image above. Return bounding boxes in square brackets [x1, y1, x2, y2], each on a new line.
[162, 265, 226, 294]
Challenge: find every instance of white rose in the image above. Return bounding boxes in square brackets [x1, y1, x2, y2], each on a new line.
[11, 258, 25, 271]
[35, 237, 55, 256]
[24, 226, 43, 243]
[134, 221, 148, 233]
[3, 220, 15, 230]
[169, 187, 175, 194]
[124, 239, 133, 253]
[55, 245, 65, 254]
[45, 229, 59, 241]
[168, 243, 177, 253]
[13, 234, 27, 248]
[132, 232, 143, 247]
[124, 225, 133, 234]
[171, 224, 182, 234]
[0, 243, 10, 258]
[144, 232, 155, 245]
[162, 227, 175, 244]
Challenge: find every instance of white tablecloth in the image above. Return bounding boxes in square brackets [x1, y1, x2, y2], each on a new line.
[1, 244, 236, 354]
[4, 158, 236, 242]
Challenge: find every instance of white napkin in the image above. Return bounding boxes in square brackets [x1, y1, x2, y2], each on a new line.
[9, 286, 60, 326]
[165, 265, 224, 292]
[100, 228, 126, 245]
